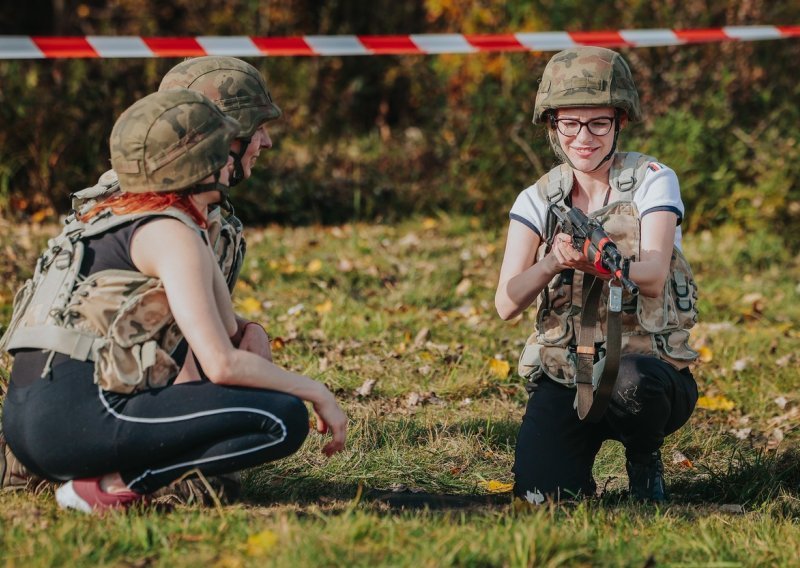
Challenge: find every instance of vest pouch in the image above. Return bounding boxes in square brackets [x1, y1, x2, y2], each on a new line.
[0, 279, 35, 352]
[655, 329, 698, 369]
[94, 339, 178, 393]
[110, 284, 174, 348]
[518, 339, 544, 382]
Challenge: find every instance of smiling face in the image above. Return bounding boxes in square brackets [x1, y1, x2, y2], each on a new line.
[230, 123, 273, 180]
[553, 107, 626, 173]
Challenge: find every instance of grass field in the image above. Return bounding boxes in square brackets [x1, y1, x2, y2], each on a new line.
[1, 215, 798, 567]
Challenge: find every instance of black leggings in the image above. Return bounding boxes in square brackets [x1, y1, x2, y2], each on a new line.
[513, 354, 698, 502]
[2, 358, 309, 494]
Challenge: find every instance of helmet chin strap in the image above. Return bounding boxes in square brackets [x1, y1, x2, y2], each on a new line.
[183, 170, 231, 204]
[228, 136, 251, 187]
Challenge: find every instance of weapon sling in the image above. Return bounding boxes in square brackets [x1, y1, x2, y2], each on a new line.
[575, 274, 623, 422]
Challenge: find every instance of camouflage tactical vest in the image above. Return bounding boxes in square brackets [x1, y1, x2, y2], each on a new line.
[518, 152, 699, 387]
[0, 184, 236, 394]
[70, 170, 246, 291]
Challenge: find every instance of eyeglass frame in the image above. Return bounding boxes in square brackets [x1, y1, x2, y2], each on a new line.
[548, 114, 616, 137]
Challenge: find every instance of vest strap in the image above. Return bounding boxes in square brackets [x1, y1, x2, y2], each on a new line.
[6, 326, 105, 361]
[575, 276, 624, 422]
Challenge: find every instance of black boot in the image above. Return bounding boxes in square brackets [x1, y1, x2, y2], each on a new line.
[625, 449, 666, 502]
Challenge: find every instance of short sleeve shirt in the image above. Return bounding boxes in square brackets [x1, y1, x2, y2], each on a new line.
[509, 163, 686, 250]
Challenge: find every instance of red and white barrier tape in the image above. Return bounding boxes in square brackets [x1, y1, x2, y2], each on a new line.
[1, 26, 798, 59]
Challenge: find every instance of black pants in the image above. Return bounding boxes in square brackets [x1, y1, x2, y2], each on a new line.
[2, 358, 309, 494]
[513, 354, 697, 502]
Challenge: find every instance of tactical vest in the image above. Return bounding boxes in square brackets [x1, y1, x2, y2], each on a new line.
[70, 170, 246, 292]
[518, 152, 699, 387]
[0, 172, 244, 394]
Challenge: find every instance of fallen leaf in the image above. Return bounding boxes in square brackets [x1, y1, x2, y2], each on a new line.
[237, 297, 262, 316]
[774, 396, 788, 409]
[406, 392, 421, 407]
[697, 346, 713, 363]
[307, 259, 323, 273]
[729, 427, 751, 440]
[775, 354, 793, 367]
[270, 337, 285, 351]
[315, 299, 333, 314]
[355, 378, 377, 397]
[287, 303, 304, 316]
[696, 395, 735, 411]
[246, 530, 278, 557]
[455, 278, 472, 296]
[413, 327, 430, 347]
[488, 358, 511, 379]
[732, 357, 751, 372]
[481, 480, 514, 494]
[422, 217, 438, 230]
[671, 451, 694, 468]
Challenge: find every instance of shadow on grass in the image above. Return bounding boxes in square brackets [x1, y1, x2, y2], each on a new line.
[668, 446, 799, 508]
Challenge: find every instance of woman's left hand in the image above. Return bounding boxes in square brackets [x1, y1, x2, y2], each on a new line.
[237, 321, 273, 361]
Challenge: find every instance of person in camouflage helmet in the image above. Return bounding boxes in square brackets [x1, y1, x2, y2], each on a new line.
[1, 89, 347, 513]
[495, 47, 699, 504]
[159, 55, 282, 186]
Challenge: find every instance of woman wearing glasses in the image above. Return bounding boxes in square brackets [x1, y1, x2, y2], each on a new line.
[495, 47, 699, 504]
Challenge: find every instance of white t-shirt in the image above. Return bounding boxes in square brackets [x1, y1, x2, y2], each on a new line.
[509, 162, 685, 250]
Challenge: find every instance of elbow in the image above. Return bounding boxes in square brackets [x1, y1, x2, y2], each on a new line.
[201, 350, 237, 385]
[495, 297, 520, 321]
[637, 276, 668, 299]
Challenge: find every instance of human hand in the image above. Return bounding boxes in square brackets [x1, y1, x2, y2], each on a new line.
[237, 321, 273, 361]
[311, 391, 348, 457]
[550, 233, 611, 280]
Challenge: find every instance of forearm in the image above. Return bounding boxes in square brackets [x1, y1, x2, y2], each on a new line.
[496, 254, 559, 320]
[628, 259, 670, 298]
[214, 349, 329, 404]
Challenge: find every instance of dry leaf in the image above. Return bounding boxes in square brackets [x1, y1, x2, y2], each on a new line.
[719, 504, 745, 514]
[315, 299, 333, 314]
[696, 395, 735, 411]
[671, 451, 694, 468]
[481, 480, 514, 493]
[775, 354, 793, 367]
[413, 327, 430, 347]
[355, 379, 377, 397]
[774, 396, 788, 409]
[246, 530, 278, 557]
[697, 346, 713, 363]
[732, 357, 751, 372]
[307, 259, 323, 273]
[422, 217, 438, 230]
[337, 258, 354, 272]
[455, 278, 472, 296]
[238, 297, 262, 316]
[287, 303, 304, 316]
[729, 427, 751, 440]
[270, 337, 285, 351]
[488, 358, 511, 379]
[407, 392, 421, 407]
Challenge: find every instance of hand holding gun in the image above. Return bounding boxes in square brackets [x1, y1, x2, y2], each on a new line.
[549, 204, 639, 296]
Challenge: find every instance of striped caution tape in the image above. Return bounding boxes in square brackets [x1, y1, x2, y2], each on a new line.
[0, 26, 798, 59]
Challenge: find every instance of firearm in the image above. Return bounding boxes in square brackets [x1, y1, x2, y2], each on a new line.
[549, 204, 639, 296]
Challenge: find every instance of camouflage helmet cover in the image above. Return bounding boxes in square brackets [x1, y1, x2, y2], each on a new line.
[158, 56, 282, 139]
[533, 46, 642, 124]
[110, 89, 240, 194]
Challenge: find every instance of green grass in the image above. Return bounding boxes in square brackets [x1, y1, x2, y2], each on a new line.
[1, 216, 799, 567]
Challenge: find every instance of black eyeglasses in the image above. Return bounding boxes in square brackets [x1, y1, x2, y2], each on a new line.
[552, 116, 615, 137]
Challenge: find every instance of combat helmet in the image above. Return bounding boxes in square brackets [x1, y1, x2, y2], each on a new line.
[110, 89, 240, 195]
[533, 46, 641, 170]
[159, 56, 282, 185]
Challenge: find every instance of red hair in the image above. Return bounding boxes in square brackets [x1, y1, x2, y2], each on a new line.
[79, 191, 207, 229]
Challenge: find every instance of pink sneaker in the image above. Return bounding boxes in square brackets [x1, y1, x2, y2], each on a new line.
[55, 478, 144, 513]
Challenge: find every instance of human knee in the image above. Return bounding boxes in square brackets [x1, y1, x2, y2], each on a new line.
[271, 394, 309, 454]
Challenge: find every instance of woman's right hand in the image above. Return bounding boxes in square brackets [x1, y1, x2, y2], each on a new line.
[310, 388, 348, 457]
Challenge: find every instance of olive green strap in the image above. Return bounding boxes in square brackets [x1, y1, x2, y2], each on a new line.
[575, 276, 623, 422]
